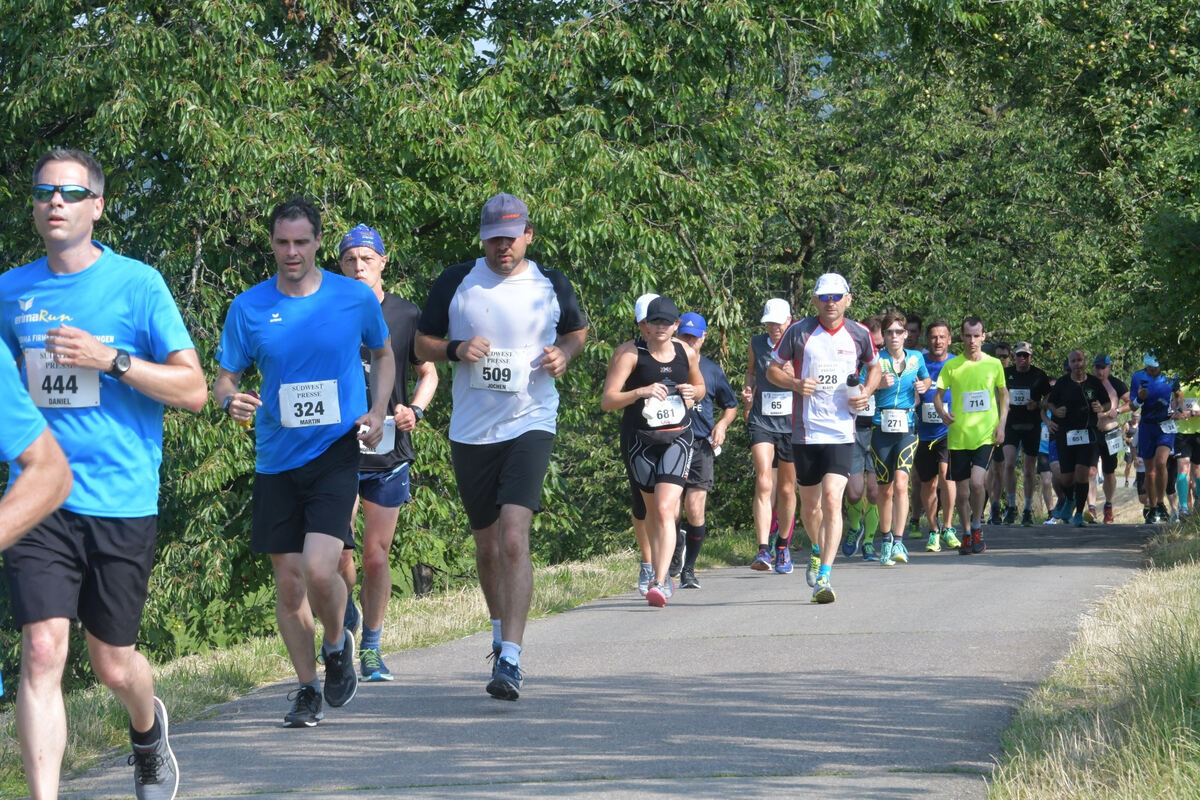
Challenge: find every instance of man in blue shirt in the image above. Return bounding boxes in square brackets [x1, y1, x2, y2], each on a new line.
[213, 197, 395, 727]
[0, 149, 207, 800]
[1130, 353, 1183, 523]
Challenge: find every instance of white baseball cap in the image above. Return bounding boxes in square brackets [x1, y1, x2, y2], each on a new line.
[634, 293, 660, 323]
[761, 298, 791, 324]
[812, 272, 851, 296]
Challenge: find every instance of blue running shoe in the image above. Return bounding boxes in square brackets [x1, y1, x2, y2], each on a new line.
[879, 540, 895, 567]
[1072, 512, 1086, 527]
[892, 540, 909, 564]
[862, 542, 878, 562]
[360, 648, 393, 682]
[750, 549, 773, 571]
[487, 658, 523, 701]
[774, 547, 793, 574]
[842, 522, 865, 557]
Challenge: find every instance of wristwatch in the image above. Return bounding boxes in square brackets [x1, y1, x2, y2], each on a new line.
[107, 348, 132, 379]
[410, 405, 424, 422]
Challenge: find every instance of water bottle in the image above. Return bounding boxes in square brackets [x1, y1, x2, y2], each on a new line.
[237, 391, 259, 429]
[847, 373, 862, 412]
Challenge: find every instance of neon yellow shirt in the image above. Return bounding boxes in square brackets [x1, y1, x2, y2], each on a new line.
[1177, 382, 1200, 434]
[935, 354, 1006, 450]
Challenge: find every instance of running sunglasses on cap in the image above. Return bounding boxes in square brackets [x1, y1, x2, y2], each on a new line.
[817, 294, 844, 302]
[32, 184, 97, 203]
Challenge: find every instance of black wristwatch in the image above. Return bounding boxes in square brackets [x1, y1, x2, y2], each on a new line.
[107, 348, 132, 379]
[410, 405, 424, 422]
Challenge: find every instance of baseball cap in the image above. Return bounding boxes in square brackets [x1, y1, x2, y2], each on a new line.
[761, 298, 791, 324]
[1093, 353, 1112, 367]
[644, 296, 680, 324]
[812, 272, 850, 296]
[634, 293, 660, 323]
[479, 193, 529, 240]
[1144, 353, 1160, 368]
[1014, 341, 1033, 355]
[339, 224, 385, 256]
[679, 312, 707, 336]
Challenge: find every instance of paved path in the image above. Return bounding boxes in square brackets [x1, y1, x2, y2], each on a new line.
[60, 521, 1150, 799]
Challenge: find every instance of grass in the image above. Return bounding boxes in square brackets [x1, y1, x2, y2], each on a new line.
[0, 543, 755, 798]
[990, 514, 1200, 799]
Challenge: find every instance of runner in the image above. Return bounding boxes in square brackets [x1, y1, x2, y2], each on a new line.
[334, 224, 439, 681]
[765, 273, 879, 603]
[1, 149, 208, 800]
[870, 312, 930, 566]
[1002, 342, 1051, 526]
[742, 298, 797, 573]
[914, 320, 961, 551]
[1130, 354, 1182, 523]
[1089, 354, 1130, 524]
[414, 193, 587, 699]
[934, 317, 1007, 554]
[1175, 381, 1200, 518]
[602, 296, 704, 607]
[841, 316, 883, 561]
[631, 293, 660, 595]
[675, 312, 738, 588]
[214, 197, 396, 726]
[1045, 350, 1110, 527]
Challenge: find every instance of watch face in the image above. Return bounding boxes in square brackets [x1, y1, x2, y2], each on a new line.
[112, 350, 131, 375]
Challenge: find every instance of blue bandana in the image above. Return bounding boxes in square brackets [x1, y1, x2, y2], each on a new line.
[339, 224, 385, 256]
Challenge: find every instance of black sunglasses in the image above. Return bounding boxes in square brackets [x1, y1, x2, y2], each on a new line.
[32, 184, 97, 203]
[817, 294, 844, 303]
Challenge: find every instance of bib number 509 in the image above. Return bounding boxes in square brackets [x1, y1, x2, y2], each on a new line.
[480, 366, 512, 383]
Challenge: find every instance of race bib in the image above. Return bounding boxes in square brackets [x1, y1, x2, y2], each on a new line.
[25, 349, 101, 408]
[856, 393, 876, 417]
[279, 379, 341, 427]
[1066, 428, 1090, 447]
[1104, 427, 1124, 456]
[469, 349, 530, 393]
[1160, 419, 1179, 434]
[880, 408, 910, 433]
[1040, 425, 1050, 443]
[1009, 388, 1030, 406]
[761, 391, 792, 417]
[642, 394, 687, 428]
[361, 417, 397, 455]
[813, 362, 841, 392]
[1184, 398, 1200, 413]
[921, 402, 941, 425]
[963, 390, 991, 413]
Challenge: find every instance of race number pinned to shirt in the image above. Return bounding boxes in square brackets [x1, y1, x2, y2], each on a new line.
[1160, 419, 1179, 434]
[1066, 428, 1091, 447]
[25, 348, 100, 408]
[1009, 388, 1030, 406]
[1184, 398, 1200, 413]
[813, 362, 841, 393]
[642, 394, 687, 428]
[470, 348, 530, 393]
[1040, 425, 1050, 443]
[962, 390, 992, 413]
[761, 391, 792, 417]
[880, 408, 910, 433]
[280, 379, 341, 427]
[1104, 427, 1124, 456]
[921, 403, 941, 425]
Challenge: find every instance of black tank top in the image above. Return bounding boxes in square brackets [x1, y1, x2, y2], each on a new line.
[621, 338, 693, 432]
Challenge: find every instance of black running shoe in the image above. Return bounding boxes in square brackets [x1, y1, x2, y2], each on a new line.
[680, 567, 701, 589]
[487, 658, 523, 701]
[283, 685, 324, 728]
[1003, 508, 1017, 526]
[322, 629, 358, 708]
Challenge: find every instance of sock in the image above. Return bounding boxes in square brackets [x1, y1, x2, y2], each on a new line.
[1007, 492, 1016, 506]
[361, 625, 382, 652]
[499, 641, 522, 666]
[130, 716, 162, 747]
[757, 543, 770, 554]
[864, 502, 880, 542]
[1024, 497, 1033, 511]
[882, 531, 894, 544]
[811, 543, 820, 556]
[1074, 482, 1089, 515]
[845, 498, 863, 532]
[777, 520, 795, 549]
[321, 637, 344, 657]
[1177, 474, 1190, 511]
[818, 564, 831, 579]
[684, 524, 706, 569]
[491, 619, 502, 648]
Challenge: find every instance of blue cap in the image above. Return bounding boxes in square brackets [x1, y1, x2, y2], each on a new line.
[480, 193, 529, 240]
[1144, 353, 1159, 368]
[339, 224, 385, 256]
[679, 312, 707, 336]
[1093, 353, 1112, 367]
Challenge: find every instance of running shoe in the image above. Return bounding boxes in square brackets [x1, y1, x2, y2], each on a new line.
[487, 657, 523, 701]
[638, 562, 654, 595]
[958, 534, 972, 555]
[862, 542, 878, 562]
[750, 549, 773, 572]
[343, 597, 361, 638]
[646, 580, 669, 607]
[971, 528, 986, 554]
[680, 567, 701, 589]
[805, 554, 821, 587]
[842, 522, 865, 557]
[1103, 504, 1114, 524]
[942, 527, 962, 549]
[669, 535, 685, 578]
[891, 540, 909, 564]
[1171, 509, 1181, 523]
[360, 648, 393, 682]
[879, 540, 895, 566]
[1003, 507, 1018, 526]
[322, 629, 357, 708]
[774, 547, 793, 574]
[1056, 504, 1074, 522]
[926, 530, 941, 552]
[810, 576, 836, 604]
[283, 684, 324, 728]
[1072, 512, 1086, 527]
[1143, 507, 1153, 524]
[129, 697, 179, 800]
[1157, 503, 1169, 521]
[487, 643, 501, 680]
[988, 505, 1001, 526]
[908, 519, 923, 539]
[1084, 506, 1096, 524]
[1043, 517, 1063, 525]
[1021, 509, 1034, 527]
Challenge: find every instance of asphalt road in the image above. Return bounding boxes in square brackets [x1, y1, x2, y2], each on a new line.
[59, 520, 1151, 800]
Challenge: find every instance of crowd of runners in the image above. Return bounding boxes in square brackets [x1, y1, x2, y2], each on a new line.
[1, 149, 1197, 800]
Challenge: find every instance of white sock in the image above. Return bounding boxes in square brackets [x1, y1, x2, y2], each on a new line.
[499, 641, 522, 665]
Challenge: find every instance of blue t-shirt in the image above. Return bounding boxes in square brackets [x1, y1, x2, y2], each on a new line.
[217, 270, 388, 474]
[691, 354, 738, 440]
[918, 352, 952, 442]
[0, 353, 47, 463]
[0, 244, 196, 517]
[872, 348, 929, 429]
[1130, 369, 1179, 424]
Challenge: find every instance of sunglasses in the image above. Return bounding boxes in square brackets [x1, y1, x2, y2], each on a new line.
[1015, 353, 1031, 358]
[32, 184, 98, 203]
[884, 328, 906, 335]
[996, 353, 1011, 359]
[817, 294, 844, 303]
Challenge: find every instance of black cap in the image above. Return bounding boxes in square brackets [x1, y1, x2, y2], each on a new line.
[644, 296, 680, 324]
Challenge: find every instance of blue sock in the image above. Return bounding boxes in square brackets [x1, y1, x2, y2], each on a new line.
[810, 544, 820, 556]
[361, 625, 381, 652]
[818, 564, 831, 579]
